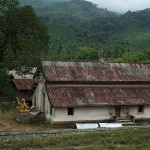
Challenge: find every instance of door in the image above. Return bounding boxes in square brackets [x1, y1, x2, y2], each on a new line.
[115, 107, 121, 117]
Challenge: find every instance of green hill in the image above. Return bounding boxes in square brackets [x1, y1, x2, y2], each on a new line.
[35, 0, 115, 20]
[20, 0, 150, 60]
[20, 0, 69, 7]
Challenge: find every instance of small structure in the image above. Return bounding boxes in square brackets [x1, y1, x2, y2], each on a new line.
[16, 97, 45, 123]
[10, 68, 46, 123]
[33, 61, 150, 123]
[12, 79, 36, 106]
[11, 67, 38, 106]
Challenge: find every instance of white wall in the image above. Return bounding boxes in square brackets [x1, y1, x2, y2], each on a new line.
[129, 106, 150, 116]
[144, 106, 150, 115]
[53, 107, 110, 122]
[128, 106, 138, 116]
[53, 106, 150, 122]
[32, 82, 51, 115]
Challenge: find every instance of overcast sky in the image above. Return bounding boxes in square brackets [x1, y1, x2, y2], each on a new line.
[88, 0, 150, 13]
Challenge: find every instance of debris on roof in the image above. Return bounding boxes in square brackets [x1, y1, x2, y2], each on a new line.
[42, 61, 150, 82]
[9, 67, 37, 79]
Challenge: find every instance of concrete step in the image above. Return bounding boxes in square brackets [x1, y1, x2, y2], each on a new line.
[117, 118, 136, 126]
[118, 119, 131, 122]
[121, 122, 136, 126]
[121, 122, 135, 124]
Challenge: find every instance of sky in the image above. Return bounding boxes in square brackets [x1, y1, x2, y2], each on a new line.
[88, 0, 150, 13]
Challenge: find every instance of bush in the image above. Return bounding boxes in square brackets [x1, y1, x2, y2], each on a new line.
[46, 114, 53, 125]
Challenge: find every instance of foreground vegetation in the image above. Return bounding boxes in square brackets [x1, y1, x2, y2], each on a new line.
[0, 0, 49, 111]
[0, 128, 150, 149]
[0, 110, 55, 131]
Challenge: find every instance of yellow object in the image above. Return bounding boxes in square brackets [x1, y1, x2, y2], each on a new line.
[16, 97, 30, 113]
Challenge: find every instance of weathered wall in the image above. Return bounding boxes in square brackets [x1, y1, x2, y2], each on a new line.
[129, 106, 138, 115]
[129, 106, 150, 116]
[32, 82, 51, 115]
[53, 106, 150, 122]
[53, 107, 111, 122]
[16, 109, 45, 123]
[144, 106, 150, 114]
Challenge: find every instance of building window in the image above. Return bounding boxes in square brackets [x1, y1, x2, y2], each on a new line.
[68, 108, 74, 115]
[138, 106, 144, 113]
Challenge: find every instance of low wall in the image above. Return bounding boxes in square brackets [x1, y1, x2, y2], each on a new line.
[16, 109, 45, 123]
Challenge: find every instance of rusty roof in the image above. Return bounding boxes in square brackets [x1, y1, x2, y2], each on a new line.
[12, 79, 35, 90]
[42, 61, 150, 82]
[46, 86, 150, 107]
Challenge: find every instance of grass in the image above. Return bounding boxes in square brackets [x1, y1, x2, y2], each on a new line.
[0, 128, 150, 149]
[0, 110, 70, 131]
[0, 110, 15, 121]
[1, 110, 150, 149]
[0, 110, 53, 131]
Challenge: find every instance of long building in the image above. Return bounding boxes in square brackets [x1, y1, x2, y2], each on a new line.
[33, 61, 150, 122]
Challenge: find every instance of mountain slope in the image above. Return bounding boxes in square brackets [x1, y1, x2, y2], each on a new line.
[20, 0, 150, 60]
[35, 0, 116, 22]
[20, 0, 69, 7]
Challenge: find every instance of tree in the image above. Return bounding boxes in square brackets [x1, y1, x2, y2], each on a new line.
[0, 0, 49, 111]
[122, 52, 146, 62]
[77, 47, 99, 60]
[1, 4, 49, 67]
[60, 50, 70, 60]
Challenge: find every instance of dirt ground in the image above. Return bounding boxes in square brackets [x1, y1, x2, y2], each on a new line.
[0, 120, 50, 131]
[0, 110, 74, 131]
[0, 110, 60, 132]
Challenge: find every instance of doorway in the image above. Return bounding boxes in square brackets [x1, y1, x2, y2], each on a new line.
[115, 107, 121, 117]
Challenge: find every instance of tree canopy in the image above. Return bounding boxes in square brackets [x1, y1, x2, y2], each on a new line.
[122, 52, 146, 62]
[77, 47, 99, 60]
[27, 0, 150, 61]
[0, 0, 49, 110]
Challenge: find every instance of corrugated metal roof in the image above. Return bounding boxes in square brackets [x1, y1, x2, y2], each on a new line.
[12, 79, 35, 90]
[42, 61, 150, 82]
[46, 86, 150, 107]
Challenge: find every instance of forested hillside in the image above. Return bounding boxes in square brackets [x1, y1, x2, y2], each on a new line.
[20, 0, 150, 61]
[20, 0, 69, 7]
